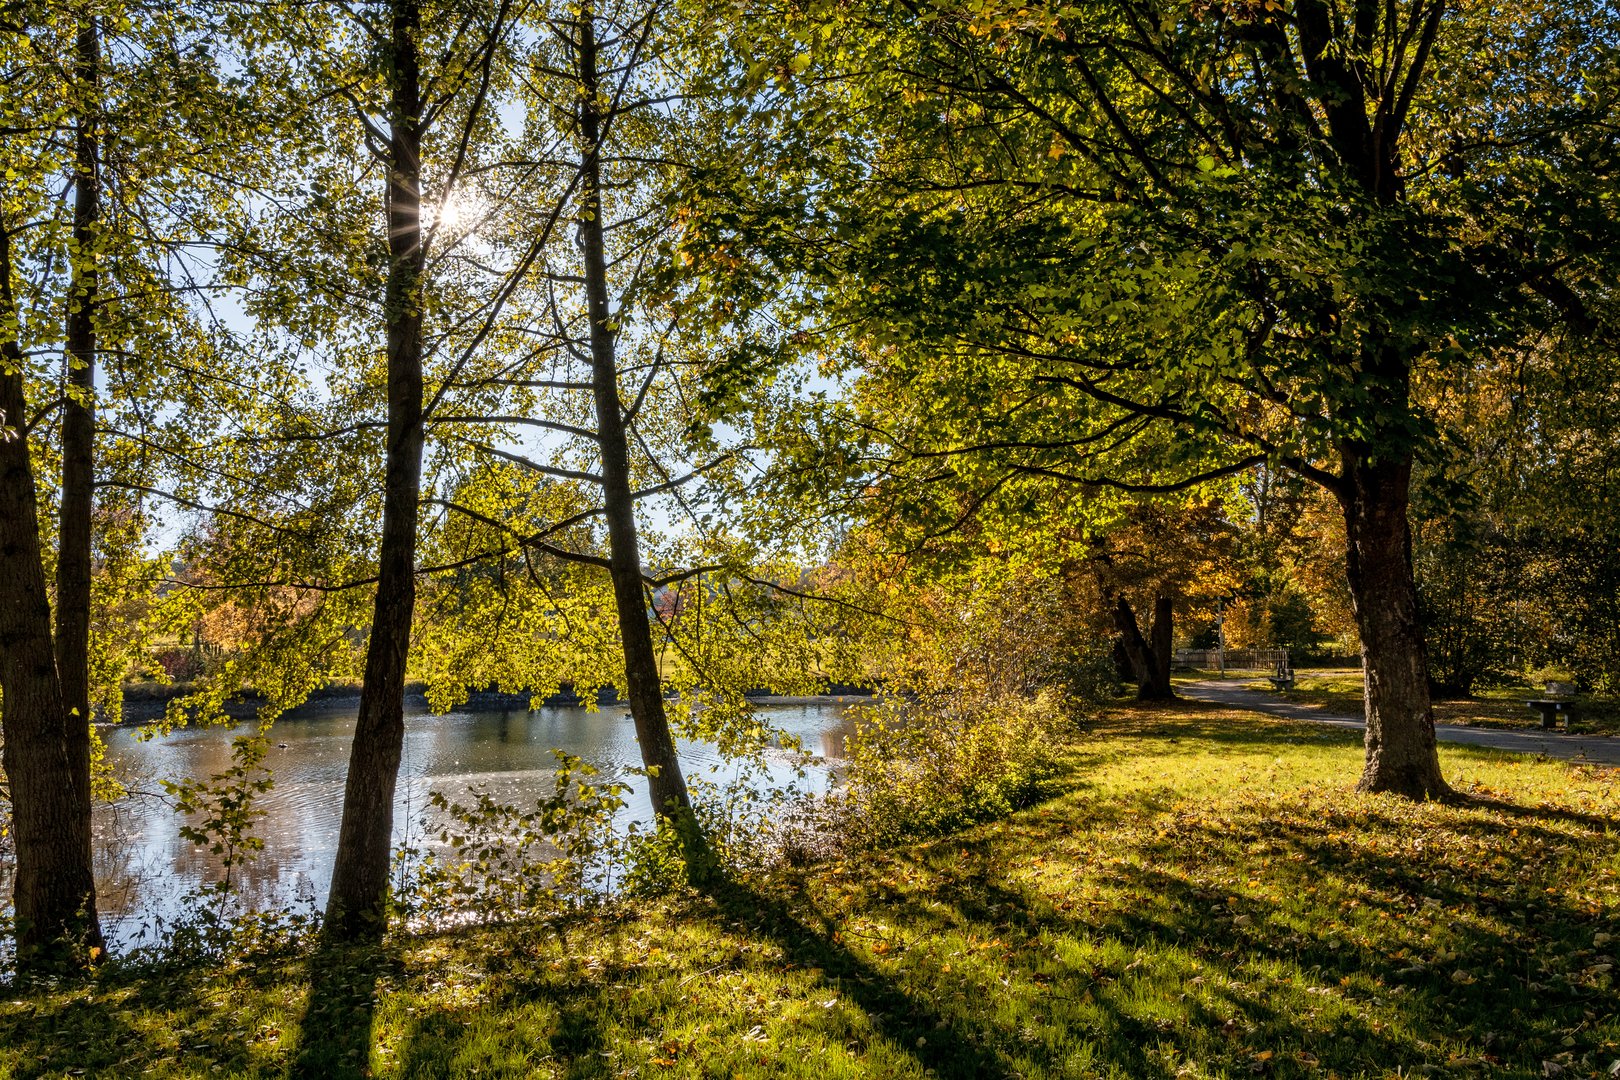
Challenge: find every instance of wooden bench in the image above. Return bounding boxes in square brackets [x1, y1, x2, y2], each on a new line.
[1267, 662, 1296, 691]
[1527, 681, 1578, 731]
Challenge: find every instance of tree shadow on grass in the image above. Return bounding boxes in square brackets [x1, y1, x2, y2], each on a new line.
[289, 940, 396, 1079]
[1080, 698, 1364, 750]
[823, 842, 1350, 1075]
[1454, 791, 1620, 833]
[390, 938, 612, 1080]
[323, 702, 1619, 1079]
[701, 878, 1021, 1080]
[0, 959, 265, 1078]
[865, 780, 1619, 1077]
[742, 844, 1333, 1077]
[383, 884, 1025, 1080]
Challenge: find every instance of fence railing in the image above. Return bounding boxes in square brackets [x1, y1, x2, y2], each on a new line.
[1173, 647, 1291, 673]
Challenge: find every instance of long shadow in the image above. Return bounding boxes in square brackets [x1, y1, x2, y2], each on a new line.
[885, 782, 1620, 1075]
[0, 987, 148, 1079]
[0, 958, 262, 1078]
[289, 939, 395, 1079]
[702, 877, 1022, 1080]
[1456, 791, 1620, 832]
[358, 705, 1620, 1078]
[749, 836, 1328, 1076]
[852, 844, 1367, 1069]
[389, 890, 1029, 1077]
[390, 930, 611, 1080]
[1080, 699, 1365, 750]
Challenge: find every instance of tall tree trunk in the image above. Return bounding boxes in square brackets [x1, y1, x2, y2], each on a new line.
[1147, 594, 1174, 697]
[575, 6, 711, 878]
[1299, 19, 1446, 798]
[0, 218, 103, 971]
[1341, 452, 1449, 798]
[54, 15, 104, 948]
[1113, 595, 1173, 700]
[325, 0, 426, 938]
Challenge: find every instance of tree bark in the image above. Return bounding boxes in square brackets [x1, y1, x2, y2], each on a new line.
[0, 217, 103, 971]
[1113, 595, 1173, 700]
[1341, 453, 1449, 798]
[575, 6, 711, 878]
[55, 15, 104, 939]
[1148, 594, 1174, 697]
[1300, 0, 1447, 798]
[325, 0, 426, 939]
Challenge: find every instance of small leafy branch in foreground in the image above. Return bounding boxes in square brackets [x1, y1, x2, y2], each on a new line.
[397, 751, 631, 927]
[163, 733, 273, 904]
[130, 730, 324, 965]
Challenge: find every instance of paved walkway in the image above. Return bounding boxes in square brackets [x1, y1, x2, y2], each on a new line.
[1180, 679, 1620, 767]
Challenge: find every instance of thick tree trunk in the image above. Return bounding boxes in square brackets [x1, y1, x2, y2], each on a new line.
[575, 8, 710, 878]
[1341, 454, 1449, 798]
[1148, 594, 1174, 697]
[0, 220, 103, 971]
[1113, 595, 1173, 700]
[54, 15, 104, 946]
[325, 0, 426, 939]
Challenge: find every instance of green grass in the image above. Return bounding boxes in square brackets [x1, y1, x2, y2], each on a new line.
[4, 700, 1618, 1079]
[1230, 669, 1620, 735]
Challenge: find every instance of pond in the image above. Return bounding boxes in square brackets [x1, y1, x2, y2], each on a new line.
[90, 698, 858, 946]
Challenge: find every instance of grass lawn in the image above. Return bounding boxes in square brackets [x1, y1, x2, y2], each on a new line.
[1227, 669, 1620, 736]
[3, 700, 1617, 1079]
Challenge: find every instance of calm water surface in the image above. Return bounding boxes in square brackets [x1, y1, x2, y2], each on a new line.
[92, 700, 853, 944]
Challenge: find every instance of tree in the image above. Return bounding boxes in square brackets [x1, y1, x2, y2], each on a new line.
[317, 0, 433, 939]
[1411, 334, 1620, 695]
[0, 7, 109, 970]
[205, 0, 776, 919]
[1080, 500, 1241, 699]
[0, 0, 236, 969]
[0, 214, 103, 970]
[688, 0, 1620, 797]
[1234, 468, 1357, 657]
[139, 0, 535, 940]
[410, 0, 845, 875]
[260, 0, 537, 939]
[574, 0, 706, 858]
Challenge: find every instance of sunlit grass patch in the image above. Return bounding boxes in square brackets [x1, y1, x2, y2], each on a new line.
[2, 701, 1616, 1079]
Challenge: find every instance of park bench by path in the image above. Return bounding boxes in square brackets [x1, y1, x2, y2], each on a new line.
[1267, 658, 1296, 691]
[1527, 681, 1579, 732]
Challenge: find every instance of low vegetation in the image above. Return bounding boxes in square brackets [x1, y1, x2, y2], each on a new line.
[5, 700, 1615, 1080]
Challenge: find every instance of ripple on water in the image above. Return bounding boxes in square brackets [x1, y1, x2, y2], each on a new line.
[86, 700, 854, 944]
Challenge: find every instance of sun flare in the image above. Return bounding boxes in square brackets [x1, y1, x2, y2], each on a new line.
[429, 192, 484, 232]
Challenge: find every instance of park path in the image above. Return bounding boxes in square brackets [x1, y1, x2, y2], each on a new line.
[1180, 679, 1620, 767]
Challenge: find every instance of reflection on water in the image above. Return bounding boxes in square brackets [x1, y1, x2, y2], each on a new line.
[89, 701, 853, 944]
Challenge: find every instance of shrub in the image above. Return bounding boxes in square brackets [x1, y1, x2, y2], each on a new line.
[396, 751, 630, 928]
[831, 687, 1074, 848]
